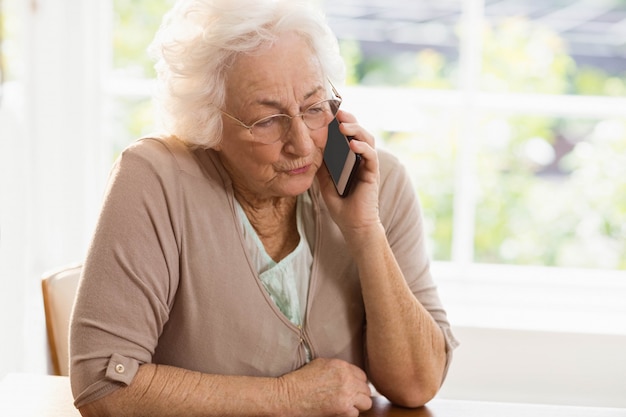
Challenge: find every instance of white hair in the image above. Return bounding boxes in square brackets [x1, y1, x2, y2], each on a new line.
[148, 0, 346, 148]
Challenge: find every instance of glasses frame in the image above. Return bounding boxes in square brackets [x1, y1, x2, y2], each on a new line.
[220, 80, 343, 145]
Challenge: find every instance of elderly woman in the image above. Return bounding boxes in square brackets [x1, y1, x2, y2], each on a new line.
[69, 0, 458, 416]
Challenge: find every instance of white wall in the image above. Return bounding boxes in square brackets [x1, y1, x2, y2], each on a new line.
[434, 263, 626, 407]
[438, 326, 626, 408]
[0, 0, 110, 378]
[0, 82, 30, 377]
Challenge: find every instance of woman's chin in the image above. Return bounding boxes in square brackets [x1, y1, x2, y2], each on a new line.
[279, 175, 316, 197]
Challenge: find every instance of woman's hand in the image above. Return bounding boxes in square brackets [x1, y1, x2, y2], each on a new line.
[316, 110, 381, 242]
[277, 358, 372, 417]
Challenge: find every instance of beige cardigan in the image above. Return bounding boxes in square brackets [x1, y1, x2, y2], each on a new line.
[69, 136, 458, 407]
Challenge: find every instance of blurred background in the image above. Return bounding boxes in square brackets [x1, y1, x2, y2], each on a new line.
[1, 0, 625, 407]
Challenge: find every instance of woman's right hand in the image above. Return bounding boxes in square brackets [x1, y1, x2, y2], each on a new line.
[277, 358, 373, 417]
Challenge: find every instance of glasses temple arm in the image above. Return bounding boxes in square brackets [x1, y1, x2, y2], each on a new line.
[327, 78, 342, 101]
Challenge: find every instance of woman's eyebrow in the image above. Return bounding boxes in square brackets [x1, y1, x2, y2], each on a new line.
[255, 86, 325, 109]
[303, 86, 324, 100]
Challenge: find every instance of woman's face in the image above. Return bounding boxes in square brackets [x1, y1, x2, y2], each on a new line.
[214, 34, 328, 200]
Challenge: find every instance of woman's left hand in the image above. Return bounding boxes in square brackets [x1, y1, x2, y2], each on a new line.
[316, 110, 381, 240]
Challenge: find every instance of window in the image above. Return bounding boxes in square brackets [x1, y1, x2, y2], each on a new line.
[106, 0, 176, 156]
[323, 0, 626, 272]
[108, 0, 626, 273]
[317, 0, 626, 333]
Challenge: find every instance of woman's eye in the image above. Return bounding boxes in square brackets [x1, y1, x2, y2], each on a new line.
[306, 100, 332, 115]
[254, 116, 278, 128]
[306, 104, 326, 114]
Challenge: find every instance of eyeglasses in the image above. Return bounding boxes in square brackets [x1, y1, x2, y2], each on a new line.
[220, 81, 342, 145]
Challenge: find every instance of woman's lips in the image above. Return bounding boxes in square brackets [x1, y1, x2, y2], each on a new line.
[288, 164, 310, 175]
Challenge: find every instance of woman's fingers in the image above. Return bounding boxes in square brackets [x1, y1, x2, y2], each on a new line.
[335, 110, 375, 148]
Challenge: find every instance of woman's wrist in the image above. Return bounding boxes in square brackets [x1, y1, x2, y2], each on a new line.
[342, 222, 387, 258]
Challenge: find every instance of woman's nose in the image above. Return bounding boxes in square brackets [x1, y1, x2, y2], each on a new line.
[283, 116, 315, 155]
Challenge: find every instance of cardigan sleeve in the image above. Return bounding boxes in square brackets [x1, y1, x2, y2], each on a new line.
[69, 139, 182, 407]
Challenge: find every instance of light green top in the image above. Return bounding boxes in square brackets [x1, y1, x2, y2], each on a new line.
[235, 192, 313, 327]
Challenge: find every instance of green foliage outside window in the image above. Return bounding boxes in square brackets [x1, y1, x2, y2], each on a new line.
[110, 0, 175, 152]
[113, 0, 175, 78]
[340, 17, 626, 270]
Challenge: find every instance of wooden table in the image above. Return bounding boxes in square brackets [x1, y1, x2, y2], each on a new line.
[1, 373, 625, 416]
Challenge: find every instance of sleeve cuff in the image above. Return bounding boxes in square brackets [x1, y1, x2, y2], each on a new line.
[73, 353, 143, 409]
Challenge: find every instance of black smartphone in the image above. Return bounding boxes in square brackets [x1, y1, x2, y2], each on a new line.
[323, 118, 361, 197]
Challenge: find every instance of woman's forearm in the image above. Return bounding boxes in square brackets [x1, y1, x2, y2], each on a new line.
[78, 358, 372, 417]
[78, 363, 283, 417]
[347, 224, 447, 407]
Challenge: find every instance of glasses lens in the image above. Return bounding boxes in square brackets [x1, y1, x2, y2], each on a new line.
[249, 115, 290, 144]
[303, 99, 341, 130]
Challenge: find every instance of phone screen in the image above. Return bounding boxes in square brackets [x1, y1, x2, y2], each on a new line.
[323, 118, 361, 197]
